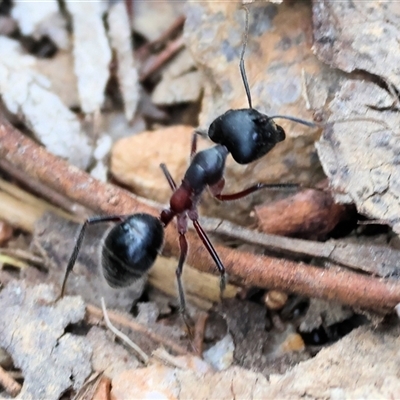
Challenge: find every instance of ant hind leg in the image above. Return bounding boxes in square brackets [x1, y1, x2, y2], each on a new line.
[192, 219, 227, 299]
[59, 215, 126, 299]
[176, 233, 195, 338]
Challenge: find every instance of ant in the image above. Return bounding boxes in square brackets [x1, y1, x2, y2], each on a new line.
[59, 7, 317, 328]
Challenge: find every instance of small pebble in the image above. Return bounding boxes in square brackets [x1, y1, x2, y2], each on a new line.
[264, 290, 288, 310]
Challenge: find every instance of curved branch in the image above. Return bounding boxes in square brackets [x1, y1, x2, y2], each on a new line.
[1, 115, 399, 312]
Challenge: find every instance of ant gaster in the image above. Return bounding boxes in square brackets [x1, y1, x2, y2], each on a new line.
[59, 7, 316, 324]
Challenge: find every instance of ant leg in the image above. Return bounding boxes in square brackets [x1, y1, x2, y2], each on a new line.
[190, 132, 198, 159]
[192, 219, 226, 295]
[59, 215, 125, 298]
[176, 233, 188, 312]
[176, 232, 194, 335]
[160, 163, 177, 191]
[210, 181, 300, 202]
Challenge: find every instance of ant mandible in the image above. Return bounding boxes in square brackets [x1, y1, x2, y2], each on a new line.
[59, 6, 316, 324]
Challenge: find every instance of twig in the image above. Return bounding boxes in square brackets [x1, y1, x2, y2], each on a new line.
[0, 248, 44, 266]
[1, 116, 400, 312]
[0, 177, 79, 224]
[86, 303, 189, 356]
[136, 15, 185, 60]
[0, 189, 43, 232]
[0, 159, 89, 218]
[139, 36, 185, 82]
[200, 217, 400, 278]
[0, 365, 21, 397]
[101, 297, 149, 364]
[193, 311, 209, 357]
[0, 253, 30, 270]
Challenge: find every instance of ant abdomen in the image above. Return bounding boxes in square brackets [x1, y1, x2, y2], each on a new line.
[101, 213, 164, 288]
[208, 108, 285, 164]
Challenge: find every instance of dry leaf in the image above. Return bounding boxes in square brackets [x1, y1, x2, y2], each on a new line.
[65, 0, 111, 114]
[0, 37, 91, 169]
[11, 0, 69, 50]
[108, 2, 140, 121]
[0, 282, 92, 400]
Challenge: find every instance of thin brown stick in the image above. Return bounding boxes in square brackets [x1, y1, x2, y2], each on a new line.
[86, 304, 189, 356]
[193, 311, 209, 357]
[139, 36, 185, 82]
[1, 116, 400, 312]
[0, 365, 21, 397]
[0, 158, 89, 218]
[136, 15, 185, 60]
[199, 217, 400, 278]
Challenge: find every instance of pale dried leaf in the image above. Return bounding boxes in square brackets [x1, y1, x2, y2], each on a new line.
[11, 0, 69, 49]
[0, 37, 92, 169]
[65, 0, 111, 113]
[108, 2, 140, 121]
[0, 282, 92, 400]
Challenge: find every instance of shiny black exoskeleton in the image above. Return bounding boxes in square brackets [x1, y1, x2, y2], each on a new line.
[59, 213, 164, 297]
[60, 7, 315, 326]
[208, 108, 285, 164]
[102, 214, 164, 288]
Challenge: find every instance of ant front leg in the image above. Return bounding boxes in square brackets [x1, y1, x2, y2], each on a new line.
[59, 215, 125, 298]
[160, 163, 177, 191]
[210, 178, 300, 201]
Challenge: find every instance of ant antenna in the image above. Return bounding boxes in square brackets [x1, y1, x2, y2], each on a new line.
[240, 6, 252, 109]
[268, 115, 317, 128]
[269, 115, 393, 131]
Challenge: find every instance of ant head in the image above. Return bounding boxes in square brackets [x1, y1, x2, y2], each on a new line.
[208, 108, 285, 164]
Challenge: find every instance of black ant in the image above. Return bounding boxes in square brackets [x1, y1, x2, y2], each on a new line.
[59, 7, 317, 327]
